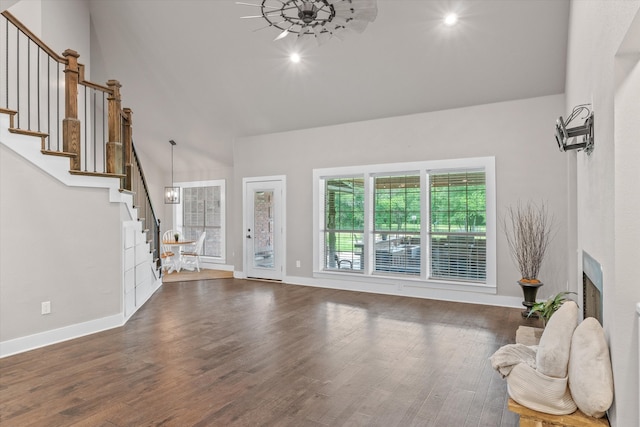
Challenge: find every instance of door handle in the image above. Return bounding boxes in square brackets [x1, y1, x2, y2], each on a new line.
[246, 234, 252, 238]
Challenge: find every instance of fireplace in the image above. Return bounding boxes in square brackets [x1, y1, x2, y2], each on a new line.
[582, 251, 603, 325]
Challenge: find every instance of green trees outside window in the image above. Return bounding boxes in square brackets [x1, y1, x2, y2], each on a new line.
[324, 177, 364, 269]
[373, 175, 421, 275]
[321, 169, 487, 282]
[429, 171, 486, 281]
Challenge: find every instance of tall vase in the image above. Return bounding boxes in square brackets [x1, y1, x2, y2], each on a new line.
[518, 280, 543, 318]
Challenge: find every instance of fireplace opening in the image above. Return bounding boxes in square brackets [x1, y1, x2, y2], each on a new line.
[583, 274, 602, 324]
[582, 251, 603, 325]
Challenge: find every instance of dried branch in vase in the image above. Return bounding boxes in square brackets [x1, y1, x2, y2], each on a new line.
[503, 201, 554, 282]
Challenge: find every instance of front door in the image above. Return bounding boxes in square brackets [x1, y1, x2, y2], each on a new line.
[244, 178, 284, 280]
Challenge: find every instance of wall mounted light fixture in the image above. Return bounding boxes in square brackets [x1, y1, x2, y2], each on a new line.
[555, 104, 594, 155]
[164, 139, 180, 204]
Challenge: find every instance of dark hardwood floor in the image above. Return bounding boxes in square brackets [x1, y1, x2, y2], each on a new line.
[0, 279, 538, 426]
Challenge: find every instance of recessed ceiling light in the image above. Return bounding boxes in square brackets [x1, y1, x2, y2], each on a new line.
[444, 13, 458, 26]
[290, 53, 301, 63]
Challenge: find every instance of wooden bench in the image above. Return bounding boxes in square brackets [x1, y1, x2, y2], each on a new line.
[508, 398, 610, 427]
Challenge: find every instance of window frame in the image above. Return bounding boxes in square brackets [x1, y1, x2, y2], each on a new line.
[321, 175, 366, 272]
[371, 171, 422, 276]
[313, 157, 496, 293]
[174, 179, 226, 264]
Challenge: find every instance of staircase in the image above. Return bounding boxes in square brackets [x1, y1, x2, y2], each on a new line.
[0, 11, 161, 357]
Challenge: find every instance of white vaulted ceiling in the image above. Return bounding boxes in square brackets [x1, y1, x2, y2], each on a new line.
[87, 0, 569, 171]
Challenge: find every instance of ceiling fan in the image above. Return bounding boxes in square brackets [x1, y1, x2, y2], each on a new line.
[237, 0, 378, 44]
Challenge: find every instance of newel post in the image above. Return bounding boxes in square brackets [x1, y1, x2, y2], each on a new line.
[106, 79, 123, 175]
[123, 107, 133, 191]
[62, 49, 81, 170]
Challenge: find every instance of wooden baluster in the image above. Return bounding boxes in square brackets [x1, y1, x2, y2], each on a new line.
[62, 49, 80, 170]
[106, 79, 123, 175]
[123, 107, 133, 190]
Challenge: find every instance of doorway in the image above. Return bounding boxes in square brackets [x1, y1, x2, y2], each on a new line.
[243, 176, 285, 280]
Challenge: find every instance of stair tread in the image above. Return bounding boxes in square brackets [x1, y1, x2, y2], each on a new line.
[0, 108, 18, 116]
[41, 149, 77, 158]
[69, 170, 125, 179]
[9, 127, 48, 137]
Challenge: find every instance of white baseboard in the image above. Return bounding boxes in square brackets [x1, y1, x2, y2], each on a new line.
[0, 313, 124, 358]
[1, 278, 164, 359]
[291, 275, 523, 308]
[200, 261, 234, 271]
[240, 272, 524, 309]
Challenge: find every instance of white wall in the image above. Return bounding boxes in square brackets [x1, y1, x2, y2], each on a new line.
[0, 0, 20, 12]
[8, 0, 90, 77]
[0, 144, 121, 342]
[5, 0, 39, 34]
[234, 94, 569, 305]
[42, 0, 91, 78]
[566, 1, 640, 425]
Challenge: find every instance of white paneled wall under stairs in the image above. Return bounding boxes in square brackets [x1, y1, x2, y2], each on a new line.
[123, 219, 158, 319]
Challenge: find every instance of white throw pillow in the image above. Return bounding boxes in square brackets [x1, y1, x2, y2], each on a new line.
[536, 300, 578, 378]
[507, 363, 577, 415]
[568, 317, 614, 418]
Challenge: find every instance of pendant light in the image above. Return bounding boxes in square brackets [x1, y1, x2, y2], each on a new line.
[164, 139, 180, 204]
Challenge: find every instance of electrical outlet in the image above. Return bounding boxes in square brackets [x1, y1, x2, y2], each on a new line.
[41, 301, 51, 315]
[296, 260, 301, 268]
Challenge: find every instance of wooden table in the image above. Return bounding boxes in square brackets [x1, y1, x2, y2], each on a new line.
[162, 240, 195, 273]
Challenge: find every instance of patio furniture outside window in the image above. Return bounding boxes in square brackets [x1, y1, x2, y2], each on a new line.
[315, 157, 494, 290]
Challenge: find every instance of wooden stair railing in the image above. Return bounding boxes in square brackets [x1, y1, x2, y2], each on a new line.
[1, 10, 160, 262]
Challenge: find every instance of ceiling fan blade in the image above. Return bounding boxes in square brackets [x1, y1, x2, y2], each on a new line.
[315, 32, 332, 45]
[331, 16, 348, 26]
[334, 7, 377, 20]
[347, 19, 369, 33]
[241, 12, 281, 18]
[252, 20, 286, 32]
[345, 0, 378, 7]
[333, 27, 352, 41]
[297, 24, 310, 36]
[332, 2, 355, 12]
[236, 2, 279, 9]
[353, 8, 378, 21]
[274, 29, 290, 41]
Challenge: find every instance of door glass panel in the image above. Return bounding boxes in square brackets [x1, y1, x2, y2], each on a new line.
[253, 190, 274, 269]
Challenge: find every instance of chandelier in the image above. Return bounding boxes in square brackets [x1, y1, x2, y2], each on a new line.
[164, 140, 180, 204]
[238, 0, 378, 44]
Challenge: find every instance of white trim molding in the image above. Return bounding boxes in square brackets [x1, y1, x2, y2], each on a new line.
[283, 274, 520, 308]
[0, 314, 124, 358]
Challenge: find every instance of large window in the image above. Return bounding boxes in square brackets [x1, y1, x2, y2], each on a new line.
[323, 177, 364, 270]
[373, 174, 421, 275]
[429, 171, 486, 281]
[314, 157, 495, 290]
[175, 180, 225, 262]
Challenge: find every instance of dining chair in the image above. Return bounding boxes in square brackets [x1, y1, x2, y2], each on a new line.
[161, 230, 183, 273]
[162, 229, 183, 243]
[160, 242, 176, 273]
[181, 231, 206, 272]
